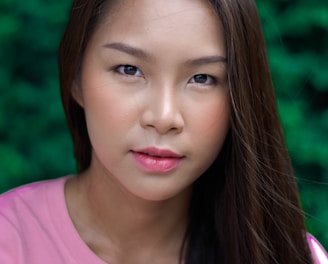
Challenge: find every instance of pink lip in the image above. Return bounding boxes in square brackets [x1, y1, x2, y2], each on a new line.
[131, 147, 184, 173]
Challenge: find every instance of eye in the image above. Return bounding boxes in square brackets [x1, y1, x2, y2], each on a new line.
[115, 65, 144, 77]
[189, 74, 217, 85]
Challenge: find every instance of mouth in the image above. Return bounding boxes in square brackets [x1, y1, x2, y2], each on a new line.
[132, 147, 184, 159]
[131, 147, 184, 172]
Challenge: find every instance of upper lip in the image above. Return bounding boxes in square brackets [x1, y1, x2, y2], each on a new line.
[132, 147, 184, 158]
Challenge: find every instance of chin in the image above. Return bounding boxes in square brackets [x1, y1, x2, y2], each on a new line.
[130, 184, 193, 202]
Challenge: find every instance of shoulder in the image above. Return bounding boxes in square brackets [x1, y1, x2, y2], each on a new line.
[0, 176, 107, 264]
[0, 177, 69, 263]
[307, 233, 328, 264]
[0, 177, 68, 219]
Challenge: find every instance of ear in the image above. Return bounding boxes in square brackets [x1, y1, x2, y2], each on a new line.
[71, 81, 84, 108]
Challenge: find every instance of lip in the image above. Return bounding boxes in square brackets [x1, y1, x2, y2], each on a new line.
[131, 147, 184, 173]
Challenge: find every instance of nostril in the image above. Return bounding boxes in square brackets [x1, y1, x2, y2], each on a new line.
[140, 109, 184, 134]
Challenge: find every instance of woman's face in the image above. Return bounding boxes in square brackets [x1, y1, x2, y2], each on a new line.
[75, 0, 230, 201]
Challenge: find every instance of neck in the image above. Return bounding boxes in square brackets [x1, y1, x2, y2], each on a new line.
[65, 160, 191, 263]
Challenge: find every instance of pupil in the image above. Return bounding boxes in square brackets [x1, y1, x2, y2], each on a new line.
[124, 65, 137, 75]
[195, 74, 207, 83]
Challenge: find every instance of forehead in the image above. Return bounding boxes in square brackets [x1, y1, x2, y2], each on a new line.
[106, 0, 216, 18]
[88, 0, 225, 57]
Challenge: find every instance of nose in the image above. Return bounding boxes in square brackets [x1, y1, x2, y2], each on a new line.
[140, 86, 184, 135]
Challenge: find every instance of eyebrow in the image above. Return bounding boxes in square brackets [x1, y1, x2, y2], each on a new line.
[184, 55, 227, 66]
[103, 42, 227, 65]
[103, 42, 149, 60]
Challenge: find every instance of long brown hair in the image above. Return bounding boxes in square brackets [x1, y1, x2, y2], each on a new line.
[58, 0, 313, 263]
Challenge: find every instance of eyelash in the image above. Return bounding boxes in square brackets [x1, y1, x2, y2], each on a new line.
[115, 65, 144, 77]
[189, 74, 217, 85]
[114, 64, 218, 85]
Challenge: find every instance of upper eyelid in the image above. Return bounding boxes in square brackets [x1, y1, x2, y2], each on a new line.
[189, 74, 217, 84]
[114, 65, 144, 76]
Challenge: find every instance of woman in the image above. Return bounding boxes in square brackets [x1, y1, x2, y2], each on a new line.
[0, 0, 327, 263]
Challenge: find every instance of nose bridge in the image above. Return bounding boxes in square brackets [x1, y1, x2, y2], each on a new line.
[157, 83, 176, 118]
[142, 81, 183, 134]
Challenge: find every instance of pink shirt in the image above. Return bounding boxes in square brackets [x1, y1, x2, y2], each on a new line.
[0, 177, 105, 264]
[308, 233, 328, 264]
[0, 177, 327, 263]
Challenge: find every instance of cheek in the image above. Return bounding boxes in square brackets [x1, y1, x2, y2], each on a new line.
[83, 92, 122, 130]
[187, 94, 230, 168]
[80, 80, 140, 159]
[192, 96, 230, 142]
[182, 95, 230, 182]
[81, 74, 139, 129]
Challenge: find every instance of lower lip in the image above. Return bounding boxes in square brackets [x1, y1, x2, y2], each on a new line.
[132, 152, 182, 173]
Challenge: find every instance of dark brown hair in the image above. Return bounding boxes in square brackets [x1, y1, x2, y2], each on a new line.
[58, 0, 313, 263]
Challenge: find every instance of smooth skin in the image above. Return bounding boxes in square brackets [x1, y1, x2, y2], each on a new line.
[65, 0, 230, 263]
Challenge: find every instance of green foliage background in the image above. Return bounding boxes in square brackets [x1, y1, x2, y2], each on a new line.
[0, 0, 327, 250]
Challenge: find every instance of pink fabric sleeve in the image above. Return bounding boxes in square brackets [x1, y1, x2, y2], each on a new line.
[307, 233, 328, 264]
